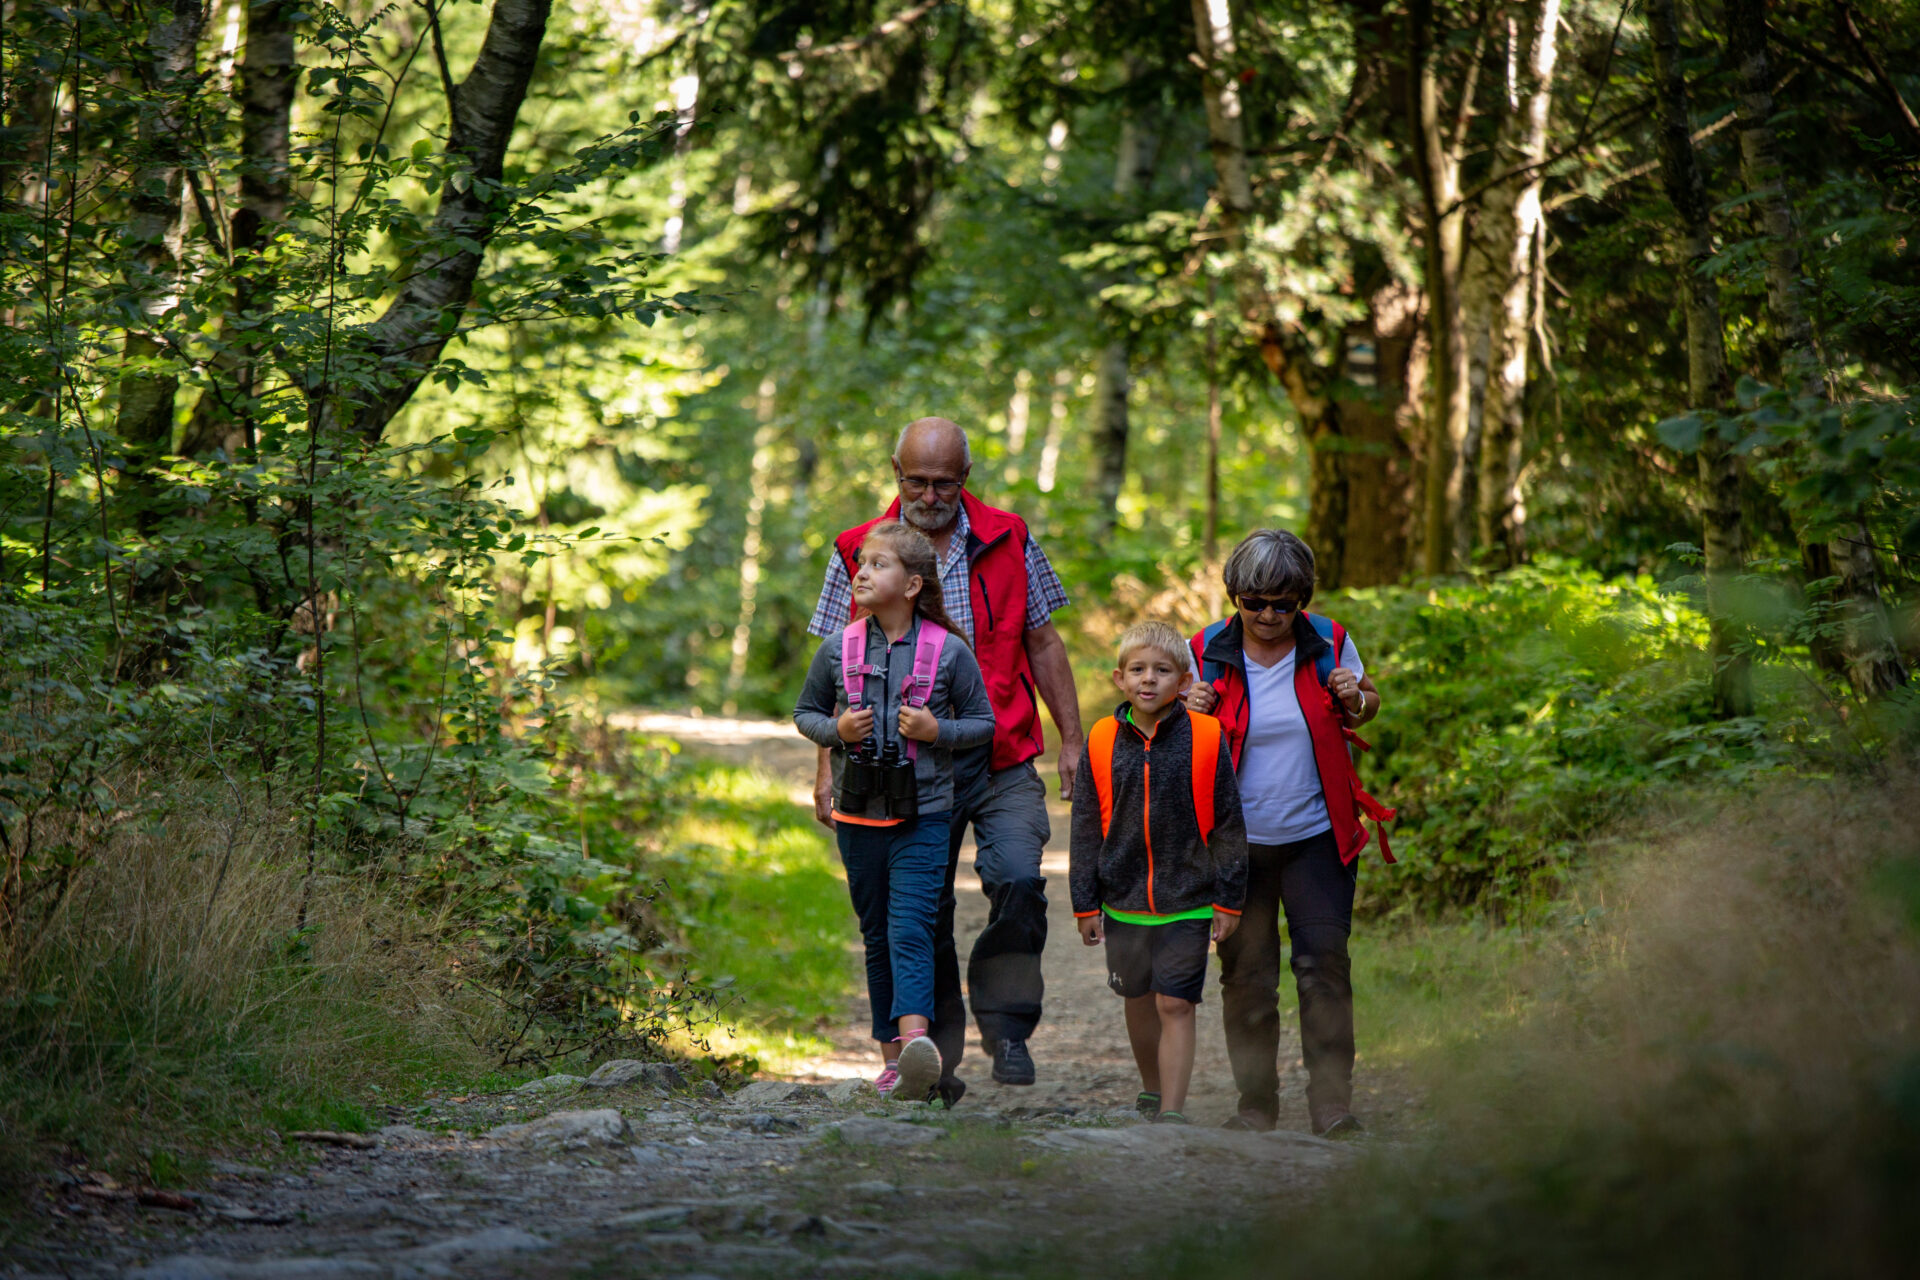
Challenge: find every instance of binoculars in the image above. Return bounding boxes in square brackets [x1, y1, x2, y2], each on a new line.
[839, 729, 919, 820]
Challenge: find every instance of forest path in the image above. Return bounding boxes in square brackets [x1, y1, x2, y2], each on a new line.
[624, 711, 1285, 1123]
[26, 717, 1383, 1280]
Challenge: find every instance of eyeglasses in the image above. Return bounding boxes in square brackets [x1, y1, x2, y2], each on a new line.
[1236, 595, 1299, 616]
[899, 475, 963, 499]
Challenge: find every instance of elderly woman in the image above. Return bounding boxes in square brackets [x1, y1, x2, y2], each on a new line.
[1186, 529, 1393, 1136]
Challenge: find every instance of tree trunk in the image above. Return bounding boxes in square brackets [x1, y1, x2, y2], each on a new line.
[1480, 0, 1559, 568]
[1191, 0, 1363, 582]
[183, 0, 297, 457]
[332, 0, 555, 443]
[114, 0, 208, 491]
[1728, 0, 1904, 696]
[724, 380, 779, 714]
[1650, 0, 1754, 717]
[1406, 0, 1470, 575]
[1092, 90, 1157, 535]
[1339, 284, 1422, 586]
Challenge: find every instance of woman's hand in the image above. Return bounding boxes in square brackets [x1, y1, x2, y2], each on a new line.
[898, 704, 939, 744]
[836, 706, 875, 743]
[1186, 682, 1219, 715]
[1329, 666, 1365, 716]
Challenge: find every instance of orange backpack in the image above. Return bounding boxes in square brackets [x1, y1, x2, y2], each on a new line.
[1086, 712, 1224, 843]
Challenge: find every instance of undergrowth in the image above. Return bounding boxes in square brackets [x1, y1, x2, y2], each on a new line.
[1178, 766, 1920, 1279]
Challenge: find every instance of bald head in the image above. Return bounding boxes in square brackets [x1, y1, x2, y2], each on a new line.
[894, 417, 972, 470]
[891, 417, 972, 534]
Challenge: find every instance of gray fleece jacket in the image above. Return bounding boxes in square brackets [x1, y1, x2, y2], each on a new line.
[793, 616, 996, 819]
[1069, 703, 1249, 919]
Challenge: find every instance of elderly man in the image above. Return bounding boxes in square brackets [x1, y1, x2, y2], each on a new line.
[808, 417, 1084, 1102]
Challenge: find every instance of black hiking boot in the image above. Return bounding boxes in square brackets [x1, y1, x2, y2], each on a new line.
[990, 1038, 1036, 1086]
[932, 1076, 968, 1110]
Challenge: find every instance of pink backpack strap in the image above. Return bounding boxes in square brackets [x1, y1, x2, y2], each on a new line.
[840, 617, 876, 707]
[901, 620, 947, 761]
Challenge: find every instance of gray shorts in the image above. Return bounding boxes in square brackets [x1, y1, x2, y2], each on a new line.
[956, 759, 1051, 887]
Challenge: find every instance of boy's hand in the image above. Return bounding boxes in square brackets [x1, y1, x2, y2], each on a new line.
[1211, 909, 1240, 944]
[837, 707, 875, 743]
[898, 704, 939, 743]
[1077, 915, 1104, 946]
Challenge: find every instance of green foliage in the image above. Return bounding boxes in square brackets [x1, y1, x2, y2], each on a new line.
[1334, 563, 1802, 914]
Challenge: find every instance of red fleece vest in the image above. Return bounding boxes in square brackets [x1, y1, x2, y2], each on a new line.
[1189, 614, 1396, 865]
[834, 491, 1042, 773]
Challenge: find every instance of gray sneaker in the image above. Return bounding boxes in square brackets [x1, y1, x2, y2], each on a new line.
[893, 1036, 942, 1103]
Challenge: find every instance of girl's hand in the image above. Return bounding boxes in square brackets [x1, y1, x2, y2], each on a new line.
[1077, 915, 1104, 946]
[1186, 682, 1219, 715]
[898, 704, 939, 743]
[837, 706, 875, 743]
[1211, 909, 1240, 944]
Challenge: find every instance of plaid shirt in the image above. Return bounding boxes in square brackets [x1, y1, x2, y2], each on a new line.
[806, 502, 1070, 642]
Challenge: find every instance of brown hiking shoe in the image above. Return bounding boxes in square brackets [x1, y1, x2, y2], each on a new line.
[1309, 1100, 1364, 1137]
[1221, 1109, 1275, 1133]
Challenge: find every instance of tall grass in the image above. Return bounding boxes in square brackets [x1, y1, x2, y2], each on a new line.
[0, 790, 491, 1192]
[1186, 768, 1920, 1278]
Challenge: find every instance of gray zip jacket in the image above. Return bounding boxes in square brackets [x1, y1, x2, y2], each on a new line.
[794, 616, 996, 819]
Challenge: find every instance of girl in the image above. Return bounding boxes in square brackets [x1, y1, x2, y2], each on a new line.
[793, 521, 996, 1101]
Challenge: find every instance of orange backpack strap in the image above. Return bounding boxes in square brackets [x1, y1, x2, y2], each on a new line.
[1189, 712, 1222, 845]
[1088, 716, 1119, 839]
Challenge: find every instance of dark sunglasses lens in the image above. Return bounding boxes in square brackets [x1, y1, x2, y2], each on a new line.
[1240, 596, 1296, 615]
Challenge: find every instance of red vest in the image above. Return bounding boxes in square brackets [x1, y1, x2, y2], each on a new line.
[834, 490, 1043, 773]
[1190, 613, 1396, 865]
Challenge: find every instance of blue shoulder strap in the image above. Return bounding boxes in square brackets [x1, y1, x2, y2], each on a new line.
[1199, 619, 1231, 685]
[1307, 612, 1339, 687]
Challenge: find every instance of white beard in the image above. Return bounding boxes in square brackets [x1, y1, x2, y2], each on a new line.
[901, 498, 958, 532]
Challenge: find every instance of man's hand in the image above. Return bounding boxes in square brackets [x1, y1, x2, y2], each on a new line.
[1077, 914, 1104, 946]
[1186, 682, 1219, 715]
[813, 747, 835, 830]
[1057, 744, 1082, 802]
[836, 706, 875, 743]
[898, 704, 939, 743]
[1211, 909, 1240, 944]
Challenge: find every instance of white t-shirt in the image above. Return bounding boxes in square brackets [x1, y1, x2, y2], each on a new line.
[1229, 637, 1364, 845]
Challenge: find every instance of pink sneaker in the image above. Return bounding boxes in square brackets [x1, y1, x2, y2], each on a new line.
[874, 1064, 901, 1097]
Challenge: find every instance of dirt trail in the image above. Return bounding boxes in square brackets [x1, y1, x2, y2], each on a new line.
[18, 716, 1383, 1280]
[636, 711, 1397, 1129]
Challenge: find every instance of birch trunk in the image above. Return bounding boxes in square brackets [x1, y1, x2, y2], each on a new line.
[1650, 0, 1754, 717]
[183, 0, 298, 457]
[1727, 0, 1905, 695]
[1480, 0, 1559, 566]
[114, 0, 208, 490]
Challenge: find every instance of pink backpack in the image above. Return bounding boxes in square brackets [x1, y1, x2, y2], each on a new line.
[840, 617, 948, 760]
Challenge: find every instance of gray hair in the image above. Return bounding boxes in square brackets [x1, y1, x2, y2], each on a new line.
[893, 422, 972, 467]
[1221, 529, 1316, 605]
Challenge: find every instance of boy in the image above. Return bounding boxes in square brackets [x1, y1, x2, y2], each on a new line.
[1070, 621, 1248, 1124]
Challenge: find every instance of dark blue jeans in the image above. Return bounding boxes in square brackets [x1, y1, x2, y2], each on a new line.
[838, 812, 951, 1042]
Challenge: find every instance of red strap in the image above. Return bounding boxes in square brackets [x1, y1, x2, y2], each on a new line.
[1189, 713, 1221, 846]
[1089, 717, 1118, 839]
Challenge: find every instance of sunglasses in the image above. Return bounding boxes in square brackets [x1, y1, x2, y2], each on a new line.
[1236, 595, 1300, 616]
